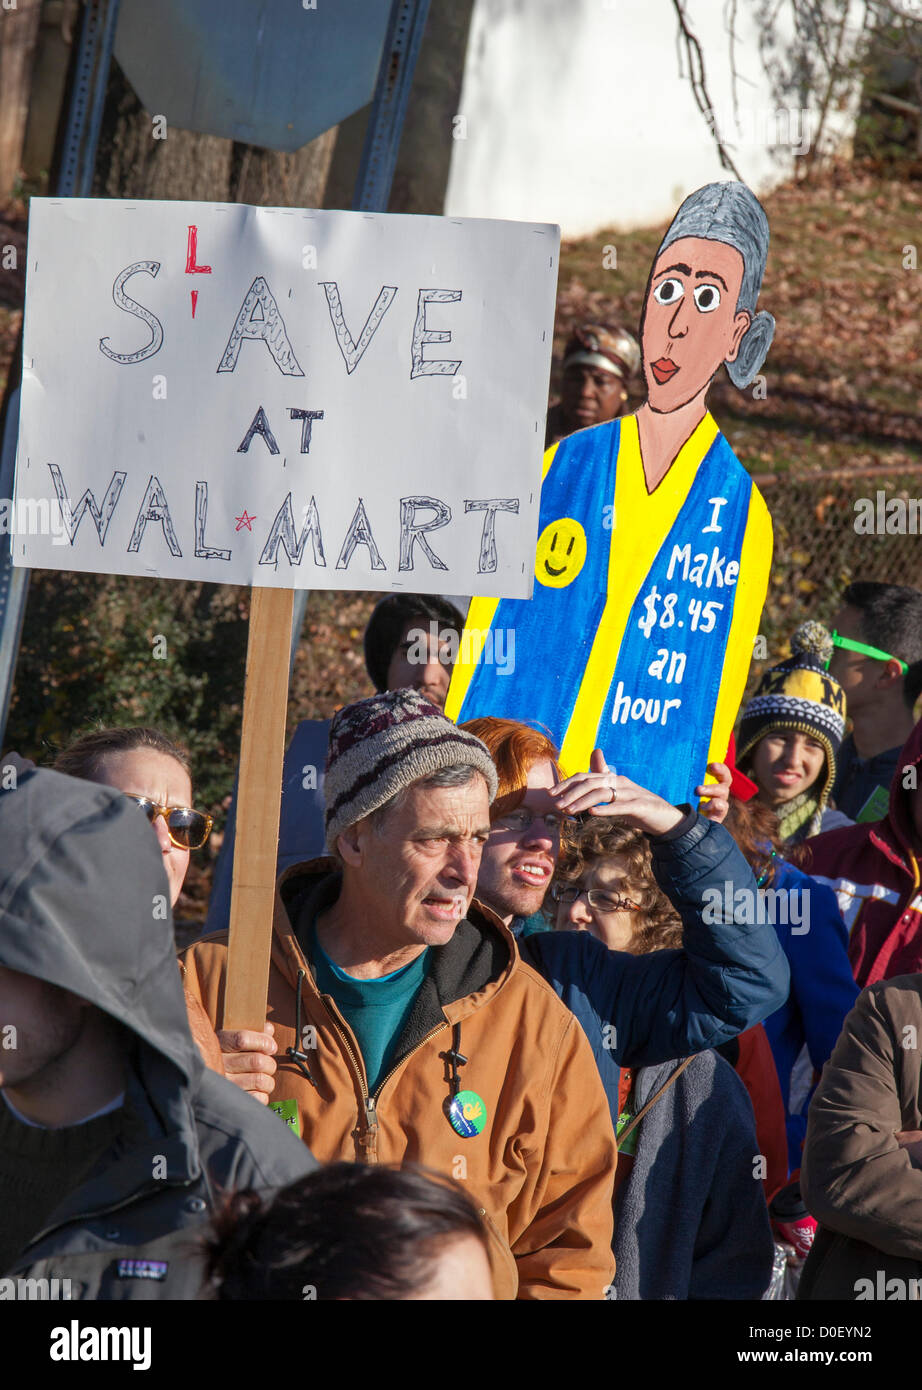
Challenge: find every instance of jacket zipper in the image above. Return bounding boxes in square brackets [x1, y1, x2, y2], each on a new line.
[316, 990, 447, 1163]
[363, 1023, 449, 1163]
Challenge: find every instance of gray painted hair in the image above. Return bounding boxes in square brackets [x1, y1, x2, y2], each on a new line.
[657, 181, 774, 389]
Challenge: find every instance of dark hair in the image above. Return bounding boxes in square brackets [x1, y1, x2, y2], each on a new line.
[52, 726, 192, 782]
[550, 818, 683, 953]
[364, 594, 463, 692]
[841, 582, 922, 708]
[203, 1162, 489, 1300]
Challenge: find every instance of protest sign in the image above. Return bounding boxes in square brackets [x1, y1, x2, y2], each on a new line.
[447, 182, 774, 805]
[14, 198, 559, 1029]
[14, 199, 559, 598]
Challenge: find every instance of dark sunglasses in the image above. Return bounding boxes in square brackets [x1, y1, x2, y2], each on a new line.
[125, 794, 213, 850]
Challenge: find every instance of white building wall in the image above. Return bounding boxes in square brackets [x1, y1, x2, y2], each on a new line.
[446, 0, 862, 236]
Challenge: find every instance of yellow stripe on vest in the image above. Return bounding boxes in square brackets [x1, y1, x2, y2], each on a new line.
[557, 412, 719, 775]
[705, 483, 773, 769]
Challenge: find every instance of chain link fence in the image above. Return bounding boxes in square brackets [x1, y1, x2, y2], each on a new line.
[750, 463, 922, 688]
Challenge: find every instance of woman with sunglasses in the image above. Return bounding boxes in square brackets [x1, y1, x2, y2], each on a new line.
[548, 816, 778, 1300]
[54, 727, 213, 912]
[53, 727, 223, 1073]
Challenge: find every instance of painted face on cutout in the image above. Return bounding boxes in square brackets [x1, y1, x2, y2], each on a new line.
[640, 235, 751, 413]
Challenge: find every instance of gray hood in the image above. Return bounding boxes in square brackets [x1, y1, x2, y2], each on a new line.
[0, 767, 200, 1090]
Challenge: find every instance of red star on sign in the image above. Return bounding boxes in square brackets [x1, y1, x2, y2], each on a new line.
[234, 510, 256, 532]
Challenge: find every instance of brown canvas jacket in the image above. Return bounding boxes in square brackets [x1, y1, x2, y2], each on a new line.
[181, 858, 617, 1301]
[799, 974, 922, 1299]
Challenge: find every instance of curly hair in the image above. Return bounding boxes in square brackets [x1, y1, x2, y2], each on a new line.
[551, 818, 682, 955]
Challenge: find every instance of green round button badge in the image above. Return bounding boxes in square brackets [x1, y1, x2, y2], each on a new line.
[447, 1089, 487, 1139]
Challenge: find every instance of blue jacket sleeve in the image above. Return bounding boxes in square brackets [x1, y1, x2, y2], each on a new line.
[770, 863, 859, 1076]
[523, 813, 790, 1068]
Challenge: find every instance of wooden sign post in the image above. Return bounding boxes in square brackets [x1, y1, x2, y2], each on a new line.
[222, 586, 294, 1031]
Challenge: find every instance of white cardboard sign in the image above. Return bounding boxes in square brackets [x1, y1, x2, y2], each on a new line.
[14, 199, 559, 596]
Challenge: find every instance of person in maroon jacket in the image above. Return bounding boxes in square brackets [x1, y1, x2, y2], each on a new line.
[805, 717, 922, 986]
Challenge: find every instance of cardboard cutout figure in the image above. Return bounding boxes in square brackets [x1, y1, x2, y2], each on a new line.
[446, 182, 775, 805]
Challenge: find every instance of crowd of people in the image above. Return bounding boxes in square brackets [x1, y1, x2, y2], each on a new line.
[3, 312, 922, 1299]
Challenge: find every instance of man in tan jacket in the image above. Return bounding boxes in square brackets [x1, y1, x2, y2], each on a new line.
[182, 690, 616, 1300]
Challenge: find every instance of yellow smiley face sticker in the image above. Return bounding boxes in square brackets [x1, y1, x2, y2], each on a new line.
[535, 517, 587, 588]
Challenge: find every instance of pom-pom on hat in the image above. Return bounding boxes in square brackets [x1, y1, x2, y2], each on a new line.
[324, 690, 498, 854]
[736, 621, 847, 841]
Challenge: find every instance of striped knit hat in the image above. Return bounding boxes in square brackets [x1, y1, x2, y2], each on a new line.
[736, 621, 847, 840]
[324, 690, 498, 852]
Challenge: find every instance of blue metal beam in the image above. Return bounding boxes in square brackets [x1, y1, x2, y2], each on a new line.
[352, 0, 433, 213]
[58, 0, 123, 197]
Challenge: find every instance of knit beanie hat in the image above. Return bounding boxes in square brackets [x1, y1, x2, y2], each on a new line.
[736, 621, 847, 841]
[324, 690, 498, 852]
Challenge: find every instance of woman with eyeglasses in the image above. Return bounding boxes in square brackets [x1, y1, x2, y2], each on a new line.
[53, 727, 224, 1073]
[548, 814, 778, 1300]
[549, 819, 672, 953]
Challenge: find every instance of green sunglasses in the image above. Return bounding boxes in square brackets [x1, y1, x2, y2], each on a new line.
[826, 631, 908, 675]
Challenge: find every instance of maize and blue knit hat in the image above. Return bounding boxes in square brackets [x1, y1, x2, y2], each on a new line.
[736, 621, 847, 840]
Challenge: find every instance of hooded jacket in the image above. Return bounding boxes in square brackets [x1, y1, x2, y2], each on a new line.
[1, 770, 316, 1300]
[798, 975, 922, 1300]
[805, 719, 922, 986]
[613, 1052, 774, 1300]
[181, 862, 618, 1301]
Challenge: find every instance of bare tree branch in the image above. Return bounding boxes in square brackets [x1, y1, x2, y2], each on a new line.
[670, 0, 745, 179]
[724, 0, 744, 132]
